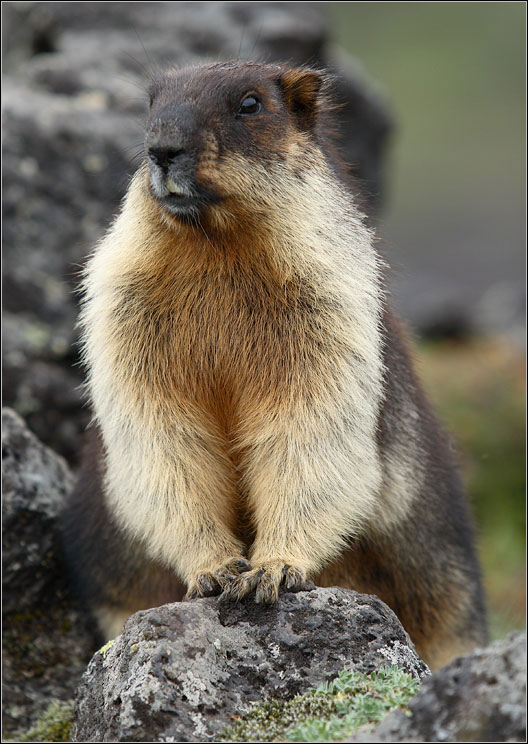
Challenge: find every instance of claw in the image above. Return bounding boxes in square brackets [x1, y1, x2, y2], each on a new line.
[185, 556, 253, 601]
[283, 565, 313, 592]
[220, 562, 311, 604]
[219, 568, 263, 604]
[233, 558, 252, 574]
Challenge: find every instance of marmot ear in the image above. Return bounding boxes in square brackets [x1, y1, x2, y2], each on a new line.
[278, 69, 323, 131]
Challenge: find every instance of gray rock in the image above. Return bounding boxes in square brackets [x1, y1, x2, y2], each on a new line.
[345, 631, 527, 743]
[2, 407, 74, 614]
[71, 588, 429, 742]
[1, 408, 95, 738]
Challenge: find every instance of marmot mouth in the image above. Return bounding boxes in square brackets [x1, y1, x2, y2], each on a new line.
[160, 193, 202, 215]
[148, 166, 223, 221]
[155, 190, 223, 221]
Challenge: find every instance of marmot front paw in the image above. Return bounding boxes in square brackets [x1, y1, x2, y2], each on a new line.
[219, 561, 315, 604]
[184, 557, 252, 599]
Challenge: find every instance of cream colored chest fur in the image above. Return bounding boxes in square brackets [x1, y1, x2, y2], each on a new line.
[80, 169, 385, 591]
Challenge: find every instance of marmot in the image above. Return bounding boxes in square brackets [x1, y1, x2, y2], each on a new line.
[61, 61, 487, 670]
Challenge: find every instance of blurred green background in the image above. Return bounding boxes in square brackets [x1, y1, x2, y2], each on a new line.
[329, 2, 525, 640]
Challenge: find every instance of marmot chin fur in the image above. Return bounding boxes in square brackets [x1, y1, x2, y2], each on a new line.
[61, 61, 487, 670]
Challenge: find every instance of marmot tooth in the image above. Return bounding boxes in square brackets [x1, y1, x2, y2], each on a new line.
[166, 177, 182, 195]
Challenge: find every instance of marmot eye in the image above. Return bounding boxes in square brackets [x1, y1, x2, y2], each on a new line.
[238, 95, 262, 116]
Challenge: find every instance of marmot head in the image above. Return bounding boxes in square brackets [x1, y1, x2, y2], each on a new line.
[144, 61, 331, 226]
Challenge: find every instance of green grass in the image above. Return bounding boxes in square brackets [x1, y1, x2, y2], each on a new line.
[219, 666, 420, 742]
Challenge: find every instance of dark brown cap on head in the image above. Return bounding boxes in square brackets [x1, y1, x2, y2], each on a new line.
[143, 61, 329, 221]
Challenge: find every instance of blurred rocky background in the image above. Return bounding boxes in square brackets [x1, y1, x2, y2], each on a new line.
[2, 0, 524, 669]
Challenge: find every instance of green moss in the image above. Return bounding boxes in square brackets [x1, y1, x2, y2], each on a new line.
[16, 700, 75, 743]
[219, 666, 420, 742]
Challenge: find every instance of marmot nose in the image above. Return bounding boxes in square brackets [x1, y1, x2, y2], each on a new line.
[148, 147, 186, 173]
